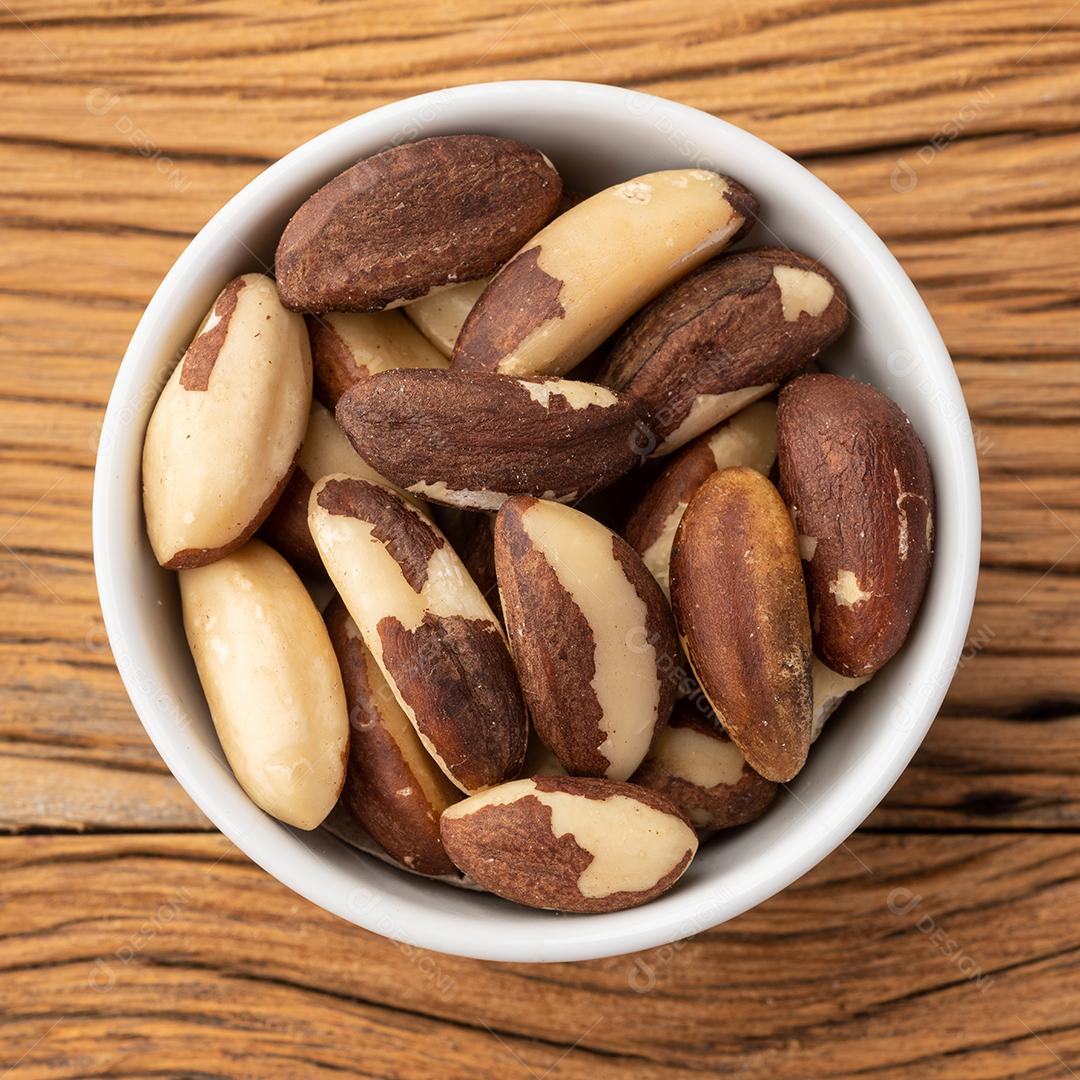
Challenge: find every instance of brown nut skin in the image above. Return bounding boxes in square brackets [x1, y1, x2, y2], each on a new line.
[275, 135, 562, 313]
[307, 474, 528, 794]
[776, 373, 935, 677]
[325, 597, 461, 876]
[336, 368, 647, 510]
[440, 776, 698, 913]
[494, 497, 679, 781]
[625, 399, 778, 597]
[630, 703, 777, 830]
[599, 248, 848, 455]
[670, 467, 813, 782]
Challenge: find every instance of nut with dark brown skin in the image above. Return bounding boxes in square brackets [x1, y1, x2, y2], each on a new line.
[669, 466, 813, 782]
[307, 474, 528, 793]
[494, 497, 679, 781]
[275, 135, 563, 313]
[777, 373, 935, 677]
[599, 248, 849, 455]
[325, 597, 461, 876]
[440, 776, 698, 912]
[625, 399, 778, 597]
[307, 309, 447, 408]
[630, 702, 778, 830]
[335, 368, 648, 511]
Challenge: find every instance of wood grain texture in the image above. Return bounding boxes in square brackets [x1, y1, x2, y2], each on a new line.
[1, 0, 1078, 1073]
[4, 832, 1080, 1078]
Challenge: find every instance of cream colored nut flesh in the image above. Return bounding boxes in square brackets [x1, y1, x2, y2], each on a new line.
[142, 273, 312, 569]
[309, 308, 447, 407]
[631, 707, 778, 829]
[627, 400, 778, 598]
[308, 473, 528, 793]
[404, 277, 490, 357]
[300, 400, 398, 490]
[179, 540, 348, 830]
[494, 497, 679, 782]
[439, 776, 698, 913]
[811, 658, 870, 742]
[259, 400, 423, 575]
[452, 169, 756, 377]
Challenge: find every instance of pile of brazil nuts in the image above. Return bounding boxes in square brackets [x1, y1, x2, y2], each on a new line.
[142, 134, 934, 913]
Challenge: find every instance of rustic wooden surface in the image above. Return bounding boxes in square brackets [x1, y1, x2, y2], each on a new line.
[2, 0, 1079, 1075]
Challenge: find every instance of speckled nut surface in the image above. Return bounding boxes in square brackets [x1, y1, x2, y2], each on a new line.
[452, 169, 756, 377]
[494, 497, 679, 781]
[142, 273, 311, 569]
[404, 277, 490, 357]
[670, 466, 813, 782]
[811, 657, 870, 742]
[275, 135, 562, 313]
[630, 703, 777, 829]
[335, 368, 646, 510]
[777, 373, 934, 677]
[439, 776, 697, 913]
[259, 400, 415, 576]
[307, 309, 447, 408]
[325, 597, 461, 876]
[600, 248, 848, 455]
[307, 473, 528, 793]
[178, 541, 348, 830]
[625, 399, 777, 597]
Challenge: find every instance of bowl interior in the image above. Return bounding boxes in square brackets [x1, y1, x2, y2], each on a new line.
[93, 81, 980, 962]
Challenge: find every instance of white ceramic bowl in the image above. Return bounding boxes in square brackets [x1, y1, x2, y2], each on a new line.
[93, 80, 981, 963]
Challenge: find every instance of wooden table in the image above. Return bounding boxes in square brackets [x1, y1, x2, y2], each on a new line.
[2, 1, 1078, 1075]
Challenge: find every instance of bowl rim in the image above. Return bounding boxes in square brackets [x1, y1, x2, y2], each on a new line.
[93, 79, 981, 962]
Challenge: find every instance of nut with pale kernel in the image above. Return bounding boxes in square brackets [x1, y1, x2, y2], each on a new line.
[452, 169, 756, 377]
[440, 776, 698, 913]
[259, 400, 422, 576]
[142, 273, 311, 569]
[307, 308, 447, 408]
[307, 473, 528, 793]
[494, 497, 679, 781]
[404, 277, 490, 357]
[179, 540, 348, 830]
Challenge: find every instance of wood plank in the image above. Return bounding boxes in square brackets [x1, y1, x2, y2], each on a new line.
[873, 711, 1080, 830]
[3, 831, 1080, 1077]
[1, 0, 1078, 160]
